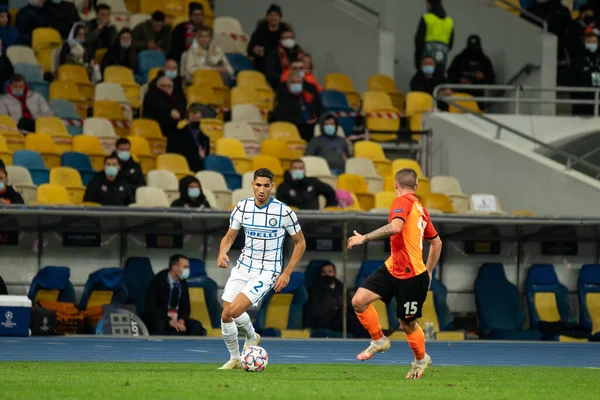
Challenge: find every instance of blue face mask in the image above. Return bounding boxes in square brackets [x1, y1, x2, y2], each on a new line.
[105, 166, 118, 177]
[422, 65, 435, 75]
[0, 182, 5, 192]
[165, 70, 178, 79]
[323, 125, 336, 136]
[180, 268, 190, 280]
[290, 170, 304, 180]
[289, 83, 303, 95]
[586, 43, 598, 53]
[188, 188, 201, 198]
[12, 90, 23, 97]
[117, 151, 130, 162]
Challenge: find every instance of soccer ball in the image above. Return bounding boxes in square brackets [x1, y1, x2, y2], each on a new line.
[241, 345, 268, 372]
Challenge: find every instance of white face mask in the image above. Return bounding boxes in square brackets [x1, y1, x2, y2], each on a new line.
[281, 38, 295, 49]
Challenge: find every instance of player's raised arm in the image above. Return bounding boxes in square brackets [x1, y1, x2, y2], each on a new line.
[347, 218, 404, 250]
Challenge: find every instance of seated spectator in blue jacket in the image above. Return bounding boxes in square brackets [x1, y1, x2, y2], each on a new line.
[0, 6, 19, 54]
[0, 39, 14, 93]
[16, 0, 46, 47]
[0, 166, 25, 205]
[83, 155, 134, 206]
[304, 113, 349, 176]
[43, 0, 80, 39]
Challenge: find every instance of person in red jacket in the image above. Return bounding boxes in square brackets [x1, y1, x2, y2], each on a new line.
[280, 55, 322, 92]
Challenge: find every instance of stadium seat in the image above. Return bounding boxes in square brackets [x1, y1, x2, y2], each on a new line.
[0, 115, 25, 151]
[255, 272, 310, 338]
[6, 45, 39, 67]
[417, 271, 464, 340]
[374, 191, 395, 211]
[230, 104, 269, 141]
[130, 119, 166, 155]
[49, 167, 86, 204]
[204, 155, 242, 190]
[241, 171, 254, 190]
[57, 64, 95, 106]
[430, 176, 469, 214]
[32, 27, 62, 72]
[226, 53, 253, 78]
[0, 135, 13, 166]
[14, 63, 49, 99]
[192, 69, 229, 107]
[231, 188, 253, 206]
[337, 174, 375, 211]
[526, 264, 573, 331]
[147, 66, 162, 83]
[24, 133, 61, 169]
[72, 135, 106, 171]
[35, 116, 73, 153]
[83, 117, 119, 155]
[138, 50, 166, 84]
[353, 141, 391, 178]
[127, 136, 156, 174]
[5, 165, 37, 204]
[422, 193, 454, 213]
[95, 82, 129, 103]
[368, 74, 405, 110]
[324, 73, 361, 109]
[79, 268, 128, 310]
[391, 159, 430, 198]
[215, 138, 252, 174]
[199, 119, 224, 153]
[236, 70, 274, 111]
[187, 260, 222, 333]
[301, 156, 336, 189]
[123, 257, 155, 315]
[260, 139, 293, 170]
[405, 92, 434, 137]
[49, 99, 83, 136]
[320, 90, 355, 137]
[345, 158, 383, 193]
[362, 91, 401, 142]
[49, 81, 87, 119]
[36, 183, 71, 205]
[93, 100, 130, 138]
[156, 153, 194, 180]
[252, 155, 283, 186]
[27, 266, 76, 303]
[186, 84, 220, 108]
[129, 12, 151, 28]
[223, 121, 260, 156]
[269, 122, 307, 158]
[468, 193, 506, 215]
[448, 92, 482, 114]
[147, 169, 179, 203]
[131, 186, 170, 208]
[230, 85, 261, 112]
[103, 66, 141, 107]
[195, 170, 233, 209]
[13, 150, 49, 186]
[578, 264, 600, 335]
[60, 152, 95, 186]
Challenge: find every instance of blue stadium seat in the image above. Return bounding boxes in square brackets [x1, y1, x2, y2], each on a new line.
[61, 152, 95, 186]
[187, 262, 222, 330]
[429, 270, 454, 331]
[205, 155, 242, 190]
[526, 264, 572, 330]
[79, 268, 129, 310]
[578, 264, 600, 335]
[189, 258, 207, 278]
[123, 257, 155, 315]
[303, 259, 331, 288]
[13, 150, 50, 186]
[137, 50, 166, 84]
[28, 266, 76, 303]
[49, 99, 82, 136]
[255, 272, 309, 337]
[355, 260, 385, 288]
[226, 53, 253, 85]
[14, 63, 49, 99]
[321, 90, 355, 136]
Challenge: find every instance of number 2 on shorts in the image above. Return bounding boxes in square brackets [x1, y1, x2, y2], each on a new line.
[404, 301, 418, 315]
[251, 281, 264, 294]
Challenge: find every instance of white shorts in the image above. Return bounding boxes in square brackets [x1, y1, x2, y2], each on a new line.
[221, 267, 278, 306]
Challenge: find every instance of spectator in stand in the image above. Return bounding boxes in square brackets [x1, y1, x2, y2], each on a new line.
[83, 155, 134, 206]
[0, 167, 25, 205]
[142, 254, 206, 336]
[447, 35, 495, 110]
[276, 159, 337, 210]
[183, 26, 234, 86]
[301, 53, 322, 91]
[280, 58, 322, 93]
[43, 0, 80, 39]
[101, 28, 137, 72]
[0, 6, 19, 53]
[59, 22, 91, 70]
[16, 0, 46, 47]
[169, 2, 205, 64]
[166, 103, 209, 172]
[0, 74, 52, 132]
[568, 31, 600, 116]
[150, 59, 187, 109]
[304, 113, 349, 176]
[0, 39, 14, 93]
[410, 56, 452, 111]
[271, 72, 323, 141]
[414, 0, 454, 72]
[265, 28, 304, 89]
[132, 11, 171, 54]
[567, 5, 597, 60]
[111, 138, 146, 193]
[143, 76, 186, 138]
[247, 3, 287, 74]
[171, 175, 211, 209]
[86, 3, 117, 60]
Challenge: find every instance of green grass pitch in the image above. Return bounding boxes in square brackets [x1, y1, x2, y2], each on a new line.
[1, 362, 599, 399]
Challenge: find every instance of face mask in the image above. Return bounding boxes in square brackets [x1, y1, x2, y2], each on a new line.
[586, 43, 598, 53]
[289, 83, 303, 95]
[105, 166, 118, 177]
[189, 121, 200, 130]
[180, 268, 190, 280]
[188, 188, 201, 198]
[321, 276, 336, 285]
[281, 38, 295, 49]
[11, 89, 23, 97]
[165, 70, 178, 79]
[117, 151, 130, 162]
[422, 65, 435, 75]
[290, 170, 304, 180]
[0, 182, 5, 192]
[323, 125, 336, 136]
[120, 40, 131, 49]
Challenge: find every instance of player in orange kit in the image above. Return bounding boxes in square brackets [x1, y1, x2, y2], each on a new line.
[347, 168, 443, 379]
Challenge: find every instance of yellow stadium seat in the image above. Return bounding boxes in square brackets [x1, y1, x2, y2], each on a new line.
[405, 92, 434, 138]
[192, 69, 229, 107]
[50, 167, 85, 204]
[0, 116, 25, 152]
[36, 184, 71, 205]
[513, 210, 536, 217]
[87, 290, 113, 308]
[0, 136, 13, 165]
[125, 0, 140, 12]
[269, 122, 307, 158]
[186, 85, 223, 119]
[231, 85, 260, 107]
[252, 155, 283, 186]
[375, 191, 396, 210]
[263, 291, 311, 338]
[448, 92, 482, 114]
[419, 292, 464, 340]
[32, 27, 62, 72]
[362, 91, 400, 142]
[200, 119, 224, 153]
[93, 100, 130, 138]
[534, 292, 562, 322]
[422, 193, 454, 213]
[130, 119, 166, 155]
[50, 81, 87, 119]
[586, 292, 600, 334]
[188, 287, 220, 337]
[324, 73, 361, 109]
[95, 48, 108, 65]
[35, 116, 73, 154]
[391, 159, 430, 198]
[353, 141, 392, 177]
[156, 153, 194, 180]
[103, 66, 141, 108]
[126, 136, 156, 174]
[260, 139, 293, 170]
[337, 174, 375, 211]
[57, 65, 95, 106]
[236, 71, 274, 111]
[24, 133, 61, 169]
[215, 138, 252, 174]
[368, 74, 405, 110]
[72, 135, 106, 171]
[147, 67, 162, 83]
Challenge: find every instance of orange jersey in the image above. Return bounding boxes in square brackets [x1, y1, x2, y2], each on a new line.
[385, 193, 438, 279]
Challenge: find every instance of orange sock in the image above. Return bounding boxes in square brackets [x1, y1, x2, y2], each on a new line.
[356, 304, 384, 341]
[406, 324, 426, 361]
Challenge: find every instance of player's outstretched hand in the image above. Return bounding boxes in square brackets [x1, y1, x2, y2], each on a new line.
[274, 271, 290, 293]
[217, 252, 230, 269]
[347, 230, 366, 250]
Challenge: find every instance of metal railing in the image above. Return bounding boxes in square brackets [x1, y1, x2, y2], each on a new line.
[491, 0, 548, 31]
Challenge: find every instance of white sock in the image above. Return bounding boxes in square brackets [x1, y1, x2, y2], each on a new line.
[233, 312, 257, 341]
[374, 336, 387, 346]
[415, 354, 428, 365]
[221, 320, 240, 360]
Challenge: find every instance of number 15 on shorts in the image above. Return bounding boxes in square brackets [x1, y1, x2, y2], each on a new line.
[404, 301, 417, 317]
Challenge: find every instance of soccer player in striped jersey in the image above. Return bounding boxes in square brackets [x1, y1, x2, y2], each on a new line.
[216, 168, 306, 370]
[347, 168, 443, 379]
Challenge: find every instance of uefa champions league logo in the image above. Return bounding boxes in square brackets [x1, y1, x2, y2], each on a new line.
[5, 311, 12, 320]
[1, 311, 16, 329]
